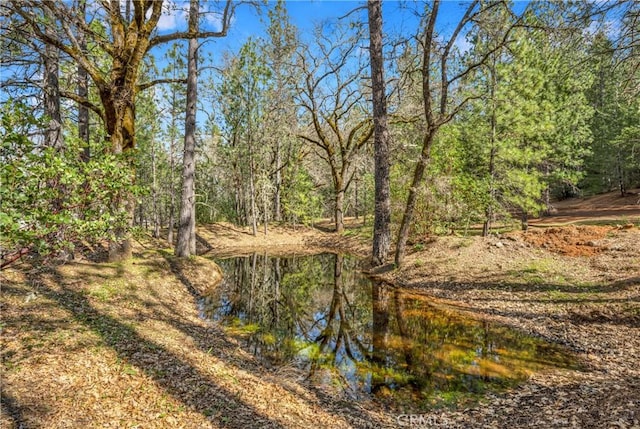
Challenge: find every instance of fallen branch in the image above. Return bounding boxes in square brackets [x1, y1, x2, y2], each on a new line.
[1, 247, 31, 270]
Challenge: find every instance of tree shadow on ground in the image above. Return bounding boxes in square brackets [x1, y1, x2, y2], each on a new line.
[1, 252, 385, 427]
[403, 275, 640, 295]
[196, 233, 214, 255]
[15, 267, 287, 429]
[400, 277, 640, 330]
[163, 254, 389, 428]
[0, 393, 28, 429]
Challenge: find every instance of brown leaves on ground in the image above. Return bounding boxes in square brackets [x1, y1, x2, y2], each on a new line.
[2, 223, 639, 428]
[0, 246, 390, 429]
[384, 225, 640, 429]
[165, 253, 224, 295]
[196, 221, 369, 258]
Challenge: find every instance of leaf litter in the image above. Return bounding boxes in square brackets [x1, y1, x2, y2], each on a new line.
[1, 224, 639, 428]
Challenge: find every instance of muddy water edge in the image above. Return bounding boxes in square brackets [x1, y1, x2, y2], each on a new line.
[200, 252, 576, 410]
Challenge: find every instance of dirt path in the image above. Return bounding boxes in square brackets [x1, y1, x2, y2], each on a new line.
[529, 188, 640, 226]
[2, 216, 639, 428]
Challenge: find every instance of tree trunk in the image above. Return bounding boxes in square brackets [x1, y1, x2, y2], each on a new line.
[100, 85, 137, 154]
[363, 174, 368, 226]
[109, 119, 134, 264]
[395, 131, 435, 267]
[249, 150, 258, 236]
[482, 146, 497, 237]
[354, 175, 359, 220]
[617, 152, 626, 196]
[233, 168, 244, 225]
[483, 57, 498, 238]
[44, 26, 62, 151]
[175, 0, 198, 257]
[151, 137, 160, 238]
[482, 208, 492, 237]
[108, 195, 134, 262]
[263, 182, 268, 236]
[190, 191, 196, 253]
[520, 212, 528, 231]
[168, 134, 176, 245]
[167, 81, 179, 245]
[394, 1, 439, 268]
[274, 139, 282, 222]
[77, 0, 90, 161]
[368, 0, 392, 267]
[335, 188, 345, 234]
[99, 94, 138, 264]
[43, 19, 68, 257]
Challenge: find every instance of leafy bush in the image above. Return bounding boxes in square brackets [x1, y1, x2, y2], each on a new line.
[0, 100, 138, 266]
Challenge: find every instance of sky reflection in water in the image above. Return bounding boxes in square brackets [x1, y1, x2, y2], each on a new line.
[200, 253, 574, 407]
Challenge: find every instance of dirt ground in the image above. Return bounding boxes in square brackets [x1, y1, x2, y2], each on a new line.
[1, 196, 639, 428]
[196, 222, 370, 258]
[529, 188, 640, 226]
[380, 224, 640, 428]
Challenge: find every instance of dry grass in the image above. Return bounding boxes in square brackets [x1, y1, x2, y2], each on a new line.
[2, 223, 639, 428]
[1, 247, 389, 428]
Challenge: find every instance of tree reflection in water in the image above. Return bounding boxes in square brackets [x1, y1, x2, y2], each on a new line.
[200, 253, 574, 404]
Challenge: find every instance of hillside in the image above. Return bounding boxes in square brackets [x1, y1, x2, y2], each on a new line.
[530, 188, 640, 226]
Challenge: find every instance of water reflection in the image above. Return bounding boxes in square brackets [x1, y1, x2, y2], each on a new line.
[201, 253, 573, 405]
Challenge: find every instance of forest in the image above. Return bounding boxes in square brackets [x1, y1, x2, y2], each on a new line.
[1, 1, 639, 428]
[1, 0, 638, 267]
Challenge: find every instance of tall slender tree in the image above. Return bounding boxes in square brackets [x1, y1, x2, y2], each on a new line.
[160, 43, 187, 244]
[176, 0, 199, 257]
[76, 0, 89, 161]
[263, 1, 298, 223]
[368, 0, 392, 266]
[218, 39, 271, 234]
[43, 18, 62, 151]
[394, 0, 525, 266]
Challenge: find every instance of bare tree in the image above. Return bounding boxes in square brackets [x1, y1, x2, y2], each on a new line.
[295, 23, 373, 233]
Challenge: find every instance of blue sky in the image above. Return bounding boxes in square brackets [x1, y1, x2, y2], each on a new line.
[146, 0, 531, 131]
[149, 1, 506, 60]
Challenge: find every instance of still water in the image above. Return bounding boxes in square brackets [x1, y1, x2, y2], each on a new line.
[200, 253, 574, 407]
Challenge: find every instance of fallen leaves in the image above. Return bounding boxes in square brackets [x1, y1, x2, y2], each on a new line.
[2, 225, 639, 428]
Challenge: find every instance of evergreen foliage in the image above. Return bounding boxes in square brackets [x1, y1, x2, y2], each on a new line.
[1, 0, 638, 267]
[0, 100, 138, 264]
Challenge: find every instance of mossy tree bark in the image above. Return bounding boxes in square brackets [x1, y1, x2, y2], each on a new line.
[8, 0, 234, 261]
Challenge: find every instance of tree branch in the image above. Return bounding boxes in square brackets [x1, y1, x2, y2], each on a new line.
[60, 90, 106, 123]
[147, 0, 234, 50]
[137, 78, 187, 92]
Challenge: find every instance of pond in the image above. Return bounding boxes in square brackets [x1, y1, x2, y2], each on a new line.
[200, 253, 575, 408]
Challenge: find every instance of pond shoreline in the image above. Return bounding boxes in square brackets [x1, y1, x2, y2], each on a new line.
[2, 223, 638, 428]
